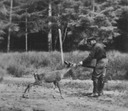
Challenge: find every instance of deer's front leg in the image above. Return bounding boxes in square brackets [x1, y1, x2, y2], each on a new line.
[22, 83, 35, 98]
[56, 82, 64, 99]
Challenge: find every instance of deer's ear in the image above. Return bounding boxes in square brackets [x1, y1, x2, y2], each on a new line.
[33, 73, 37, 79]
[64, 61, 69, 65]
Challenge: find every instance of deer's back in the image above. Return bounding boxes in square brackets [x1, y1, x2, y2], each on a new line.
[37, 68, 70, 83]
[43, 71, 61, 83]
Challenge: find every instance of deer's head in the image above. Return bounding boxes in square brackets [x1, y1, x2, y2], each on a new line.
[63, 61, 76, 79]
[33, 72, 45, 81]
[64, 61, 76, 68]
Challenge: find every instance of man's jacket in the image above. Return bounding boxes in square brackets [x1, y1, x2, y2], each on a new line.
[82, 43, 108, 78]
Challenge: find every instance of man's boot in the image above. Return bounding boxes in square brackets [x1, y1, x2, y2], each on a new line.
[98, 81, 104, 96]
[91, 79, 99, 97]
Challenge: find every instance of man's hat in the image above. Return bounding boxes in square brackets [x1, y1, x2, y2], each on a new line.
[87, 37, 96, 42]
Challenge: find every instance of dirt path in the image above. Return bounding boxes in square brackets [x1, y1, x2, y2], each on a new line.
[0, 77, 128, 111]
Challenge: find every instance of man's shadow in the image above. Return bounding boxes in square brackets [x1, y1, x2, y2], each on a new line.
[80, 92, 92, 97]
[77, 92, 99, 98]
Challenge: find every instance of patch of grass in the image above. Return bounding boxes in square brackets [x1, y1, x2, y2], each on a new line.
[105, 81, 128, 91]
[63, 80, 92, 89]
[0, 106, 23, 111]
[0, 51, 63, 77]
[6, 62, 26, 77]
[107, 50, 128, 80]
[0, 50, 128, 80]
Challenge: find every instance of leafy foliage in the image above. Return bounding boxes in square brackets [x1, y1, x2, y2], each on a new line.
[0, 0, 127, 51]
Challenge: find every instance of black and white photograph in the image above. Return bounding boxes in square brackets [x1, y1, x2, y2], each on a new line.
[0, 0, 128, 111]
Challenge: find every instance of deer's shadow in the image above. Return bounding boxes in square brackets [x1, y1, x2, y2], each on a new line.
[67, 91, 93, 97]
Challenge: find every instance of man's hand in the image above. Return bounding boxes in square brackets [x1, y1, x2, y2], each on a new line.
[72, 63, 77, 67]
[77, 61, 83, 66]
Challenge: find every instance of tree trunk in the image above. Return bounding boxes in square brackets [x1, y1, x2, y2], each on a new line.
[58, 28, 64, 64]
[91, 0, 95, 12]
[7, 0, 13, 52]
[48, 1, 52, 51]
[25, 9, 28, 52]
[54, 33, 58, 50]
[63, 27, 68, 44]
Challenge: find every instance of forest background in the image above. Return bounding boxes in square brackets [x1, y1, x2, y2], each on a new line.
[0, 0, 128, 52]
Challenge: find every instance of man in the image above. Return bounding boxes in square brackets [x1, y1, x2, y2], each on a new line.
[78, 37, 108, 97]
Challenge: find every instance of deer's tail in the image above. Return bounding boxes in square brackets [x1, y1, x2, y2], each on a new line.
[33, 73, 38, 81]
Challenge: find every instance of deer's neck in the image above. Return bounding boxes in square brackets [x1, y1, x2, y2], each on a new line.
[61, 68, 72, 79]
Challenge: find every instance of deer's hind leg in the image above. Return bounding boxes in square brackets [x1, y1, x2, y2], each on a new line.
[53, 81, 57, 90]
[51, 81, 57, 99]
[56, 81, 64, 99]
[22, 82, 36, 98]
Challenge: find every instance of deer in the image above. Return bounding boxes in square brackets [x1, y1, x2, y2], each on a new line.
[22, 61, 76, 99]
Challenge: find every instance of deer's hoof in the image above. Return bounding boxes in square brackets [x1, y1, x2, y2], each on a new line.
[52, 95, 56, 99]
[22, 95, 28, 99]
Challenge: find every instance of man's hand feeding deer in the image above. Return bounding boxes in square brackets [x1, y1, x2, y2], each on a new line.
[22, 61, 76, 99]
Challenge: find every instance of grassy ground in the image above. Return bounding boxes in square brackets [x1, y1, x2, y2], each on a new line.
[0, 50, 128, 111]
[0, 76, 128, 111]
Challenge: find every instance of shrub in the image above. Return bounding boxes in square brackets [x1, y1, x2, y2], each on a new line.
[7, 62, 26, 77]
[107, 50, 128, 80]
[0, 50, 128, 80]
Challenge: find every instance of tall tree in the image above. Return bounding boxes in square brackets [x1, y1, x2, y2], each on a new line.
[16, 0, 55, 51]
[48, 0, 52, 51]
[7, 0, 13, 52]
[0, 1, 8, 39]
[0, 0, 20, 52]
[13, 0, 48, 51]
[25, 8, 28, 51]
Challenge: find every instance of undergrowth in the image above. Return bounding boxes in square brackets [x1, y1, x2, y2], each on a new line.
[0, 50, 128, 80]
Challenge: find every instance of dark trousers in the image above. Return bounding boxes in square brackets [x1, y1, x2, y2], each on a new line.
[93, 75, 104, 94]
